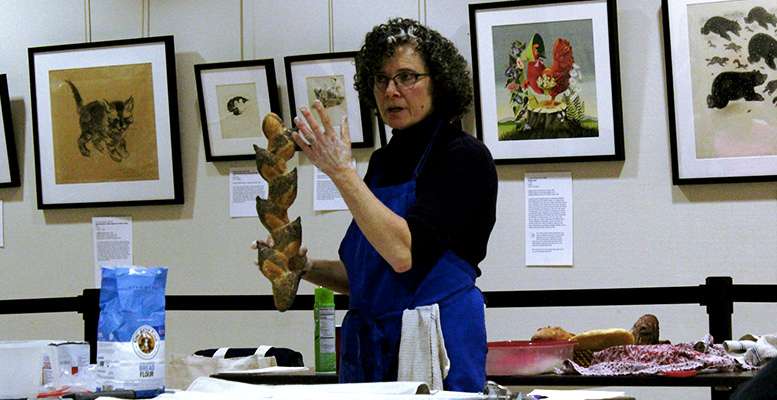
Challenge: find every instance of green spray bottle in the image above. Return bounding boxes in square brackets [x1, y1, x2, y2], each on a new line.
[314, 286, 336, 372]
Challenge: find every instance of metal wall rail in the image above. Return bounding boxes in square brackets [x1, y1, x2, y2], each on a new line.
[1, 276, 773, 367]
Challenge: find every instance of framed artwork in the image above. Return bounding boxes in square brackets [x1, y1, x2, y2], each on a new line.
[28, 36, 183, 209]
[1, 74, 20, 188]
[469, 0, 624, 164]
[663, 0, 777, 184]
[195, 59, 281, 162]
[284, 51, 374, 148]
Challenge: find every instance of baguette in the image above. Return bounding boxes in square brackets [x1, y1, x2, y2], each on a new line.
[572, 328, 635, 351]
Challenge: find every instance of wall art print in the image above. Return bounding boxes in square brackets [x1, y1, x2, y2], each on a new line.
[48, 63, 158, 184]
[284, 52, 374, 149]
[0, 74, 20, 188]
[29, 36, 183, 208]
[664, 0, 777, 183]
[469, 0, 624, 164]
[195, 58, 281, 161]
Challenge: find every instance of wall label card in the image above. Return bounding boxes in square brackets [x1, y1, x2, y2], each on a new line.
[525, 172, 573, 266]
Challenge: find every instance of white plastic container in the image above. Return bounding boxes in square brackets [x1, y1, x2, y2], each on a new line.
[0, 341, 48, 399]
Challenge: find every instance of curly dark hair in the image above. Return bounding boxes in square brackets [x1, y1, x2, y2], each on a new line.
[354, 18, 473, 122]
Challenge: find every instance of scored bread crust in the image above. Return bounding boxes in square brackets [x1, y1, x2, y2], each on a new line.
[531, 326, 575, 341]
[254, 113, 305, 312]
[572, 328, 635, 351]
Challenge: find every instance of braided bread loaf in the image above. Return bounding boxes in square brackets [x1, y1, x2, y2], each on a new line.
[254, 113, 305, 311]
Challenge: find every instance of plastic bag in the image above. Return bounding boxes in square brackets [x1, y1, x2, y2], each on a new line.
[167, 348, 277, 390]
[97, 266, 167, 397]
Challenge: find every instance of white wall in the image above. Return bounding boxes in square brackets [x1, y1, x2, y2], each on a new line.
[0, 1, 775, 398]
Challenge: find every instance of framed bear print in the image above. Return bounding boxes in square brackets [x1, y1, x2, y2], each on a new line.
[1, 74, 20, 188]
[28, 36, 183, 208]
[663, 0, 777, 184]
[469, 0, 624, 164]
[195, 58, 281, 161]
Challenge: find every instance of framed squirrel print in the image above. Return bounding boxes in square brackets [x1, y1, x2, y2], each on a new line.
[28, 36, 183, 208]
[663, 0, 777, 184]
[469, 0, 624, 164]
[284, 52, 374, 149]
[195, 59, 281, 162]
[1, 74, 20, 188]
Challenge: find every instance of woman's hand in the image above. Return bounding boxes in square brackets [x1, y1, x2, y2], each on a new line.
[292, 100, 355, 179]
[250, 237, 312, 273]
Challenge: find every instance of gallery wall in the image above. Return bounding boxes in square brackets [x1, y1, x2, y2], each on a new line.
[0, 1, 775, 397]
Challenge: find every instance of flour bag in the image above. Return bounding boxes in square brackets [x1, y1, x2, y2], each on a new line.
[97, 266, 167, 397]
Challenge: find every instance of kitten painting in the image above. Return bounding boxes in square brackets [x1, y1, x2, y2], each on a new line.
[65, 80, 135, 162]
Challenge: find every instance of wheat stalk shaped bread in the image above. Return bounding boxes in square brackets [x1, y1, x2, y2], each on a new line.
[254, 113, 305, 311]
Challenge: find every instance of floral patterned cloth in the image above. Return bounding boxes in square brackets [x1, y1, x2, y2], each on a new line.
[560, 342, 748, 376]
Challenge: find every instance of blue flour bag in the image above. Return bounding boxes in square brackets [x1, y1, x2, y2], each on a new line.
[97, 266, 167, 397]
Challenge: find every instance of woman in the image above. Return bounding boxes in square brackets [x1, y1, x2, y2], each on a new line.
[257, 18, 497, 392]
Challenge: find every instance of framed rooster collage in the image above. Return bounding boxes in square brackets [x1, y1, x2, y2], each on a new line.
[469, 0, 624, 164]
[28, 36, 183, 209]
[663, 0, 777, 184]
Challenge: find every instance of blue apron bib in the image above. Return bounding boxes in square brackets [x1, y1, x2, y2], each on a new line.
[337, 122, 487, 392]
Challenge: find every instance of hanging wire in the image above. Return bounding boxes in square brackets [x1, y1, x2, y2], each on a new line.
[240, 0, 245, 60]
[84, 0, 92, 42]
[146, 0, 151, 37]
[140, 0, 145, 37]
[328, 0, 334, 52]
[140, 0, 151, 37]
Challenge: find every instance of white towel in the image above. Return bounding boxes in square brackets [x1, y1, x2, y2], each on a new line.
[744, 334, 777, 366]
[397, 304, 450, 391]
[723, 339, 757, 353]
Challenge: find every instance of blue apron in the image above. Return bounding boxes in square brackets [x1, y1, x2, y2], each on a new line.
[337, 122, 487, 392]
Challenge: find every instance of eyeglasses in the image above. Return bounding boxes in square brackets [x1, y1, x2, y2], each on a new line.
[373, 71, 430, 91]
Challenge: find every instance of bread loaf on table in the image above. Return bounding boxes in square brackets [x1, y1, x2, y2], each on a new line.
[631, 314, 660, 345]
[572, 328, 635, 351]
[531, 326, 575, 342]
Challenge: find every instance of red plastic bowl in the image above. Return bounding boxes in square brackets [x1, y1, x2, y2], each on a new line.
[486, 340, 575, 376]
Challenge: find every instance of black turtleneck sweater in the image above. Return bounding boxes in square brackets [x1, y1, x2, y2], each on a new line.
[363, 114, 497, 277]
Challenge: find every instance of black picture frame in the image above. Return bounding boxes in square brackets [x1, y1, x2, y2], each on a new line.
[284, 51, 374, 149]
[662, 0, 777, 184]
[469, 0, 624, 164]
[28, 35, 183, 209]
[376, 112, 391, 148]
[194, 58, 281, 162]
[0, 74, 20, 188]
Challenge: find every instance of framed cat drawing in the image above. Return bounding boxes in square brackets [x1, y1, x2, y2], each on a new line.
[663, 0, 777, 184]
[194, 59, 281, 162]
[28, 36, 183, 208]
[0, 74, 20, 188]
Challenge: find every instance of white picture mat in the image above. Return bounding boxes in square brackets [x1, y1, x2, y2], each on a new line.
[473, 0, 616, 160]
[201, 66, 272, 156]
[667, 0, 777, 179]
[32, 41, 175, 205]
[289, 57, 365, 144]
[0, 99, 10, 183]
